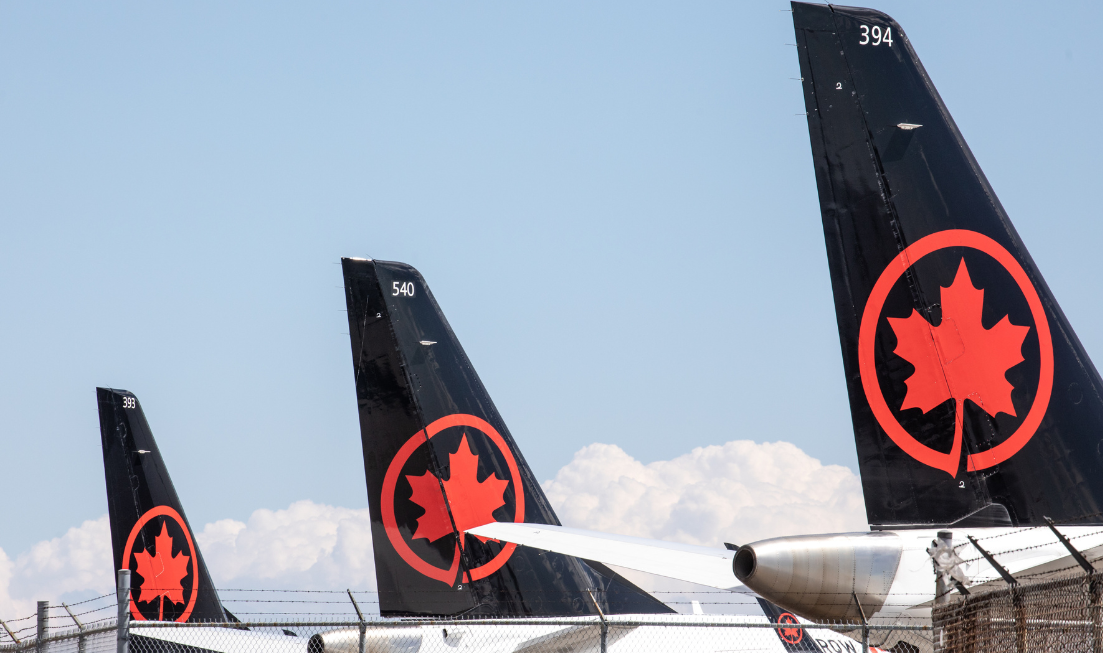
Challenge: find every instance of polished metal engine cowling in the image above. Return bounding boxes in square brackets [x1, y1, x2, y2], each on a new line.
[734, 531, 903, 621]
[308, 627, 422, 653]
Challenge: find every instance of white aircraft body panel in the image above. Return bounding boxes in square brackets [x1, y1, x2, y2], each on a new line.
[132, 615, 877, 653]
[131, 625, 308, 653]
[468, 523, 738, 590]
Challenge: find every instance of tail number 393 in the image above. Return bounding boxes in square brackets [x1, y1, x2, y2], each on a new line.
[392, 281, 416, 297]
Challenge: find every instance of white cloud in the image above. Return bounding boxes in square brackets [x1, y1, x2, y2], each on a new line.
[0, 548, 18, 620]
[543, 440, 867, 548]
[0, 516, 113, 621]
[196, 500, 376, 592]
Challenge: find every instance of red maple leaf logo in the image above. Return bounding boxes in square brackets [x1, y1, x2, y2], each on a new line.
[406, 433, 509, 549]
[133, 522, 191, 621]
[777, 613, 803, 645]
[888, 259, 1030, 476]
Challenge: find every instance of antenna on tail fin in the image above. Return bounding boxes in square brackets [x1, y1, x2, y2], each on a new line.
[342, 258, 672, 617]
[97, 388, 227, 622]
[792, 2, 1103, 528]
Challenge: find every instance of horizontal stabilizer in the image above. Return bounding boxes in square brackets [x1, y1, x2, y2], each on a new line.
[467, 522, 739, 590]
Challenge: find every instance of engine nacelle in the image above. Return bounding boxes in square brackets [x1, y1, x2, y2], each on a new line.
[734, 532, 903, 621]
[308, 627, 422, 653]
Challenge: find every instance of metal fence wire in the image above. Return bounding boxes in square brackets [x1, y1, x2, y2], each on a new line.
[0, 617, 934, 653]
[933, 572, 1103, 653]
[0, 580, 934, 653]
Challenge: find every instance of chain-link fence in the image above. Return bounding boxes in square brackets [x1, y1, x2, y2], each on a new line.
[0, 580, 933, 653]
[0, 593, 119, 653]
[923, 512, 1103, 653]
[1, 616, 933, 653]
[933, 573, 1103, 653]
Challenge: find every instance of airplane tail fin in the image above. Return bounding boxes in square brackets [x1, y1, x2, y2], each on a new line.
[341, 258, 672, 617]
[793, 2, 1103, 528]
[757, 598, 823, 652]
[97, 388, 227, 622]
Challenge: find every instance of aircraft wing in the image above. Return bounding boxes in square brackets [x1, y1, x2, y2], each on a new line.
[467, 522, 739, 590]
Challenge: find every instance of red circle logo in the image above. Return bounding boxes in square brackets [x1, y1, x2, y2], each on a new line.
[859, 229, 1054, 476]
[382, 414, 524, 585]
[121, 506, 199, 622]
[777, 612, 803, 644]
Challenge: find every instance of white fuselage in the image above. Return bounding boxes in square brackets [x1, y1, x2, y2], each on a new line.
[132, 613, 876, 653]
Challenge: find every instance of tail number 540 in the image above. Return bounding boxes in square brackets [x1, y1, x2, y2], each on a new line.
[392, 281, 416, 297]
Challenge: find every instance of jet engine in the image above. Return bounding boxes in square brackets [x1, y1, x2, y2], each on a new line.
[734, 532, 903, 621]
[308, 627, 422, 653]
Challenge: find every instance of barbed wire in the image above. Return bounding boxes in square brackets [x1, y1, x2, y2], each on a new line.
[954, 523, 1103, 569]
[55, 592, 117, 608]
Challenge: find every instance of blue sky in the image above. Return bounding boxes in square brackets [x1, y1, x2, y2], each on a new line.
[1, 1, 1100, 556]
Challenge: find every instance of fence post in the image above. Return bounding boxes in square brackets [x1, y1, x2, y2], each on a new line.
[1092, 575, 1102, 653]
[1012, 586, 1027, 653]
[36, 601, 48, 653]
[347, 589, 366, 653]
[852, 592, 869, 653]
[62, 603, 85, 653]
[586, 590, 607, 653]
[932, 531, 953, 653]
[0, 617, 19, 646]
[117, 570, 130, 653]
[933, 531, 955, 608]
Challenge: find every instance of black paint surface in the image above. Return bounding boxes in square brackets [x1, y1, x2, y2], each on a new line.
[98, 388, 227, 622]
[343, 258, 672, 617]
[793, 2, 1103, 528]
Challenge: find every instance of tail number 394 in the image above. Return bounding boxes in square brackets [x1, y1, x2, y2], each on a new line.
[859, 25, 892, 46]
[392, 281, 416, 297]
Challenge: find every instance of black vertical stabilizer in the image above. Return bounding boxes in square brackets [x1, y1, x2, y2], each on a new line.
[98, 388, 226, 623]
[342, 258, 672, 617]
[757, 598, 824, 652]
[793, 3, 1103, 528]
